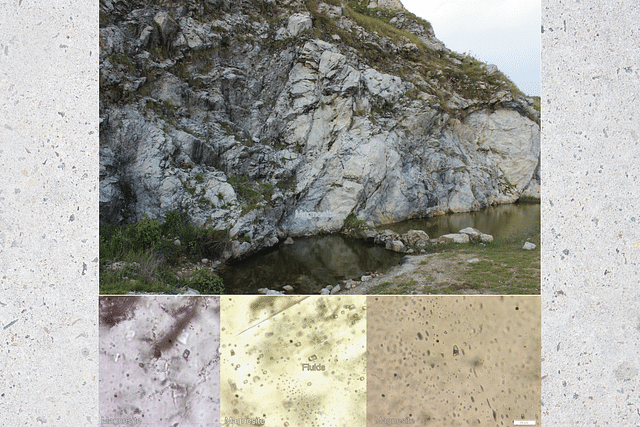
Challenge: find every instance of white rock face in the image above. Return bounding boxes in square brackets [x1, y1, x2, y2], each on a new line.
[99, 3, 540, 262]
[406, 230, 430, 246]
[480, 234, 494, 243]
[177, 17, 205, 50]
[485, 64, 499, 74]
[439, 234, 470, 244]
[287, 13, 313, 37]
[385, 240, 406, 253]
[367, 0, 404, 10]
[153, 11, 178, 45]
[459, 227, 482, 240]
[362, 68, 404, 101]
[318, 2, 343, 18]
[462, 110, 540, 195]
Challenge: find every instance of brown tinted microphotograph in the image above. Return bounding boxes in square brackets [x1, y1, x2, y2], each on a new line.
[99, 296, 221, 426]
[99, 0, 539, 295]
[367, 296, 541, 426]
[220, 296, 366, 425]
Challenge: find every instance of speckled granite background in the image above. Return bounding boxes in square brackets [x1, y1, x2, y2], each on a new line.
[1, 0, 639, 425]
[541, 1, 640, 425]
[0, 0, 99, 426]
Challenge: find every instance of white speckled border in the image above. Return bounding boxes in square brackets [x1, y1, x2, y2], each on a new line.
[2, 0, 638, 425]
[0, 1, 99, 425]
[541, 0, 640, 425]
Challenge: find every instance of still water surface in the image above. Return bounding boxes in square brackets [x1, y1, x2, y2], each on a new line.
[220, 203, 539, 294]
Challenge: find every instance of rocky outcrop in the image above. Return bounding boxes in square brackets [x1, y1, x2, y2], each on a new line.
[99, 0, 540, 261]
[364, 227, 493, 254]
[367, 0, 405, 10]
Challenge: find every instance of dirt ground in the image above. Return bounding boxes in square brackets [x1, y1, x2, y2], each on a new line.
[341, 250, 521, 295]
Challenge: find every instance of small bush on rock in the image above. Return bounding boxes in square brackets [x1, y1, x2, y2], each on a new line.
[344, 213, 374, 231]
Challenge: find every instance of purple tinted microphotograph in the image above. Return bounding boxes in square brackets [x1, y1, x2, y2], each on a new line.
[99, 296, 220, 427]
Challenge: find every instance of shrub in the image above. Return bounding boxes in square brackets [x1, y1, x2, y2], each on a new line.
[189, 269, 225, 294]
[195, 227, 231, 259]
[344, 213, 374, 231]
[155, 268, 178, 287]
[162, 210, 197, 244]
[100, 225, 130, 260]
[276, 175, 296, 192]
[134, 214, 162, 249]
[155, 239, 183, 265]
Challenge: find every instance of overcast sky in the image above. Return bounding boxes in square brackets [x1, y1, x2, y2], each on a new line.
[401, 0, 541, 97]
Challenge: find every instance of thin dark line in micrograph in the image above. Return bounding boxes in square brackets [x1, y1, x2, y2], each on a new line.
[235, 296, 311, 337]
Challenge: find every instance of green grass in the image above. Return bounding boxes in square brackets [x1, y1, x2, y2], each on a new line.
[447, 229, 540, 294]
[529, 96, 540, 112]
[458, 240, 540, 294]
[100, 210, 229, 294]
[260, 182, 275, 202]
[99, 11, 113, 28]
[100, 270, 170, 295]
[276, 175, 296, 192]
[371, 280, 418, 295]
[397, 280, 417, 294]
[370, 282, 395, 295]
[226, 176, 278, 214]
[238, 235, 252, 243]
[344, 3, 424, 47]
[370, 226, 540, 295]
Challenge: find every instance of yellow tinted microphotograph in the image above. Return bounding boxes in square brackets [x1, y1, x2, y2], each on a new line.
[221, 296, 367, 425]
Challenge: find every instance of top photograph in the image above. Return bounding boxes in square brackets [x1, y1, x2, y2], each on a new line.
[99, 0, 541, 295]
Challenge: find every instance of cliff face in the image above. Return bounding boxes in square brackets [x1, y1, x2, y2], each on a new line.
[99, 0, 540, 260]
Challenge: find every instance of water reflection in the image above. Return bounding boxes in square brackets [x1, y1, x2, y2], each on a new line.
[220, 235, 404, 294]
[379, 203, 540, 240]
[221, 203, 540, 294]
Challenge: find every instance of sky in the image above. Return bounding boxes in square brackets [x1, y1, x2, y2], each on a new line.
[401, 0, 541, 97]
